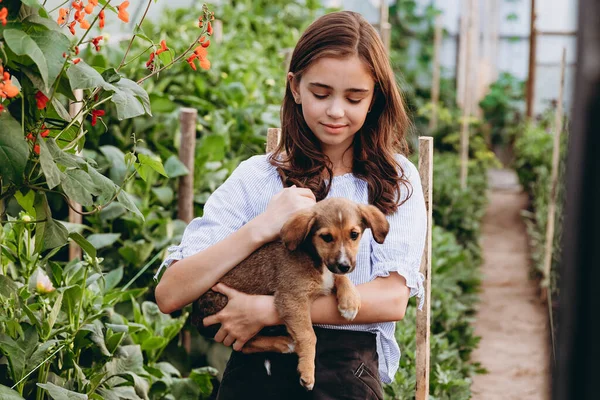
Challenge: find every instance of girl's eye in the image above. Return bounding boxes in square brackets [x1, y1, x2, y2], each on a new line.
[313, 93, 328, 99]
[347, 99, 362, 104]
[321, 233, 334, 243]
[350, 231, 359, 240]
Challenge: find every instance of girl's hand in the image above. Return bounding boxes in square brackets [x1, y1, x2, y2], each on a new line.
[202, 283, 279, 351]
[259, 185, 316, 242]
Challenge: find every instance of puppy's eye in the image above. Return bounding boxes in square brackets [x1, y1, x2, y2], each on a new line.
[350, 231, 359, 240]
[321, 233, 334, 243]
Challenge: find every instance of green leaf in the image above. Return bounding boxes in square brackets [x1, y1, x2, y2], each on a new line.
[61, 169, 98, 206]
[133, 162, 152, 182]
[38, 134, 65, 189]
[87, 167, 118, 204]
[151, 187, 173, 205]
[37, 383, 88, 400]
[29, 29, 71, 90]
[110, 78, 152, 120]
[141, 336, 168, 351]
[69, 232, 97, 258]
[81, 320, 111, 357]
[103, 266, 123, 292]
[34, 192, 69, 251]
[118, 240, 154, 265]
[44, 218, 69, 250]
[0, 275, 18, 298]
[163, 155, 189, 178]
[0, 384, 25, 400]
[66, 60, 114, 91]
[23, 14, 61, 31]
[104, 344, 146, 376]
[46, 291, 63, 337]
[138, 153, 167, 177]
[117, 190, 144, 220]
[3, 29, 49, 91]
[14, 189, 36, 215]
[86, 233, 120, 249]
[0, 113, 28, 184]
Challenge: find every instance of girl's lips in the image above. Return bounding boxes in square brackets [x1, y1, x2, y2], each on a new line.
[321, 123, 348, 134]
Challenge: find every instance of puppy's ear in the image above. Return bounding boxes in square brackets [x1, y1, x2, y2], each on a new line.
[359, 204, 389, 244]
[280, 210, 316, 251]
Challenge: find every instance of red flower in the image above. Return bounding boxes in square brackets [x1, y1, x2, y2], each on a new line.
[73, 58, 81, 64]
[91, 109, 105, 126]
[75, 46, 80, 55]
[145, 52, 155, 68]
[0, 104, 4, 113]
[201, 39, 210, 48]
[26, 133, 35, 142]
[72, 1, 83, 11]
[91, 35, 103, 51]
[207, 21, 213, 35]
[68, 21, 76, 35]
[156, 39, 169, 55]
[99, 9, 105, 29]
[33, 144, 40, 155]
[35, 91, 49, 109]
[0, 7, 7, 26]
[41, 129, 50, 138]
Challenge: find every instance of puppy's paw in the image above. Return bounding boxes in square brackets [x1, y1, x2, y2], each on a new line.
[300, 376, 315, 391]
[337, 287, 361, 321]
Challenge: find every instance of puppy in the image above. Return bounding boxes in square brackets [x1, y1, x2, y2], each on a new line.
[191, 197, 389, 390]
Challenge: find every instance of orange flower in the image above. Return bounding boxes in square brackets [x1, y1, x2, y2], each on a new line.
[90, 109, 105, 126]
[192, 45, 210, 70]
[35, 91, 49, 109]
[72, 1, 83, 11]
[74, 10, 83, 22]
[84, 1, 94, 14]
[57, 8, 68, 25]
[198, 36, 206, 43]
[68, 20, 76, 35]
[199, 58, 210, 70]
[0, 73, 19, 98]
[73, 58, 81, 64]
[33, 144, 40, 155]
[145, 52, 155, 68]
[41, 129, 50, 138]
[117, 1, 129, 23]
[207, 21, 213, 35]
[79, 18, 90, 29]
[91, 35, 102, 51]
[0, 7, 7, 26]
[201, 39, 210, 48]
[99, 9, 105, 29]
[156, 39, 168, 55]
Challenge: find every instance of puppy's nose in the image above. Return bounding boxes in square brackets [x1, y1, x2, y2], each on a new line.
[337, 263, 351, 273]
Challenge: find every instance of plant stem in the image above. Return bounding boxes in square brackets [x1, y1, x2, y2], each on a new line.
[117, 0, 154, 72]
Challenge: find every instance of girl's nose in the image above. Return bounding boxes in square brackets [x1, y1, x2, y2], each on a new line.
[326, 99, 345, 119]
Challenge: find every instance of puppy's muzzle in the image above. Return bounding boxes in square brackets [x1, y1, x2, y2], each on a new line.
[329, 262, 354, 274]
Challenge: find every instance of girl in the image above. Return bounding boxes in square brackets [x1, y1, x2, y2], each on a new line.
[155, 10, 426, 400]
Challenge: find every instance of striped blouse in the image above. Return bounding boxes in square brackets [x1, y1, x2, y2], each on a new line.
[154, 153, 427, 384]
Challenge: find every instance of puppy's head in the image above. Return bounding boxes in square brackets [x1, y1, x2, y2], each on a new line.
[280, 198, 389, 274]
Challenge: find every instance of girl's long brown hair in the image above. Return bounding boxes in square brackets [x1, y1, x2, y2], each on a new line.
[268, 11, 413, 215]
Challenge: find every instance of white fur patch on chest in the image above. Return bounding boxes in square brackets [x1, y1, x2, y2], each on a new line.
[321, 268, 335, 294]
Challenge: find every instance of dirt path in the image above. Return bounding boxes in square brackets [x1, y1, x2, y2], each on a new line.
[470, 169, 551, 400]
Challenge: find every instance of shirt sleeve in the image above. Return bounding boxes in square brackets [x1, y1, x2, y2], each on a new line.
[370, 155, 427, 310]
[153, 158, 255, 280]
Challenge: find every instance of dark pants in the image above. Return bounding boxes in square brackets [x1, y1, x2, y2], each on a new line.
[216, 327, 384, 400]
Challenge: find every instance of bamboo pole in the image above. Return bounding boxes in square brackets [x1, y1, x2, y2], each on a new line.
[526, 0, 538, 119]
[416, 136, 433, 400]
[178, 107, 197, 355]
[429, 15, 443, 132]
[456, 11, 468, 108]
[468, 0, 480, 117]
[542, 48, 566, 285]
[68, 89, 84, 261]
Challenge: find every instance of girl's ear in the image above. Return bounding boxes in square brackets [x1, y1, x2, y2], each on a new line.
[288, 72, 301, 103]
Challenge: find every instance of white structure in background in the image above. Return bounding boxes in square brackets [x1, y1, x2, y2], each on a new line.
[327, 0, 577, 116]
[45, 0, 576, 116]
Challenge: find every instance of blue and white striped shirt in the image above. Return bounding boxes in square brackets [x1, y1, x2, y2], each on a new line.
[155, 153, 427, 384]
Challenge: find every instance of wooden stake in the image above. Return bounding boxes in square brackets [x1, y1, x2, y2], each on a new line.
[459, 0, 474, 189]
[429, 15, 443, 132]
[213, 19, 223, 44]
[380, 0, 391, 53]
[416, 136, 433, 400]
[178, 107, 197, 354]
[68, 89, 84, 261]
[456, 10, 468, 108]
[542, 48, 566, 285]
[526, 0, 537, 119]
[467, 0, 480, 117]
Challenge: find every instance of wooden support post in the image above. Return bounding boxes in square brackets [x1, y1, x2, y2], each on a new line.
[459, 0, 474, 189]
[526, 0, 537, 119]
[416, 136, 433, 400]
[68, 89, 84, 261]
[456, 11, 468, 109]
[213, 19, 223, 44]
[542, 48, 566, 285]
[429, 15, 443, 132]
[178, 107, 197, 355]
[379, 0, 391, 52]
[468, 0, 480, 117]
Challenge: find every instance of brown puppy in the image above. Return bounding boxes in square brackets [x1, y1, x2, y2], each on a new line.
[191, 197, 389, 390]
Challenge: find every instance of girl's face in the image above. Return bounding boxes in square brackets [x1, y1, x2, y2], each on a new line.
[289, 55, 375, 157]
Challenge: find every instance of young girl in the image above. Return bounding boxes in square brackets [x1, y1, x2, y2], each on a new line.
[155, 10, 426, 399]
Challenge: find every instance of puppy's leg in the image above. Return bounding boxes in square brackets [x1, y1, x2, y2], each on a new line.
[275, 295, 316, 391]
[335, 275, 361, 321]
[241, 336, 295, 354]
